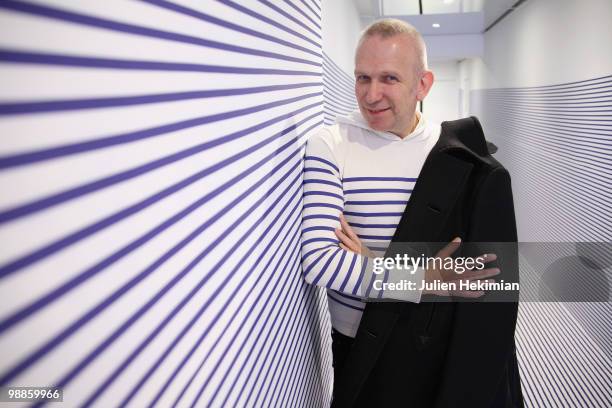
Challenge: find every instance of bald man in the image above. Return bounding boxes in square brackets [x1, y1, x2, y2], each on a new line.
[302, 19, 522, 407]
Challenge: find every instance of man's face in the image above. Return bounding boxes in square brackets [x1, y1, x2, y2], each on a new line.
[354, 34, 423, 137]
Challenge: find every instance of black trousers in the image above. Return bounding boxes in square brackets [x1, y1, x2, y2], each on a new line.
[331, 328, 355, 404]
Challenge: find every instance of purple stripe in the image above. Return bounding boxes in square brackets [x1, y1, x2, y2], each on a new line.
[358, 234, 394, 240]
[325, 105, 353, 117]
[303, 179, 342, 189]
[0, 83, 321, 116]
[260, 0, 321, 40]
[250, 282, 324, 408]
[323, 70, 355, 96]
[282, 0, 321, 30]
[303, 167, 333, 175]
[353, 256, 368, 296]
[301, 225, 335, 233]
[344, 211, 403, 217]
[218, 0, 319, 48]
[323, 59, 355, 87]
[302, 214, 337, 222]
[169, 202, 302, 408]
[246, 286, 317, 406]
[339, 254, 357, 292]
[219, 272, 304, 406]
[0, 49, 321, 76]
[344, 188, 413, 194]
[303, 155, 339, 172]
[0, 96, 320, 170]
[343, 176, 417, 182]
[237, 283, 315, 407]
[302, 237, 338, 247]
[327, 293, 365, 311]
[311, 249, 339, 286]
[348, 222, 397, 229]
[0, 123, 320, 340]
[303, 203, 342, 212]
[0, 144, 305, 388]
[302, 246, 331, 277]
[323, 53, 354, 82]
[300, 0, 319, 19]
[139, 0, 321, 58]
[324, 97, 357, 112]
[277, 294, 320, 406]
[323, 93, 357, 110]
[124, 183, 305, 407]
[303, 190, 343, 200]
[207, 247, 304, 407]
[301, 244, 336, 263]
[323, 80, 356, 101]
[60, 157, 305, 407]
[0, 100, 321, 228]
[490, 75, 612, 91]
[323, 71, 355, 92]
[264, 287, 321, 407]
[328, 249, 347, 288]
[345, 200, 408, 205]
[0, 0, 319, 67]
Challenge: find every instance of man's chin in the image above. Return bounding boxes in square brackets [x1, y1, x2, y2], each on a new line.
[364, 119, 388, 132]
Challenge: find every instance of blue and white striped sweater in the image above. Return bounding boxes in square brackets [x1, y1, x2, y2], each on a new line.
[301, 110, 441, 337]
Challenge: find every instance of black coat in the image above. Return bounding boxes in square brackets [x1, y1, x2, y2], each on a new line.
[332, 117, 524, 408]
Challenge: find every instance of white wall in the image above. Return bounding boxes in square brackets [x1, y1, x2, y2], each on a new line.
[464, 0, 612, 90]
[426, 61, 461, 123]
[321, 0, 362, 76]
[458, 4, 612, 404]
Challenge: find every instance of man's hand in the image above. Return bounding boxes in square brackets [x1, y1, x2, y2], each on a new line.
[424, 237, 500, 298]
[335, 219, 499, 299]
[335, 214, 376, 258]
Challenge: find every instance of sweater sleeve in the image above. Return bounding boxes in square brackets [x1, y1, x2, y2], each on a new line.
[301, 131, 424, 303]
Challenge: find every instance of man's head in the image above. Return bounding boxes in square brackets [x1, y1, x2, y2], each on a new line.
[354, 19, 434, 138]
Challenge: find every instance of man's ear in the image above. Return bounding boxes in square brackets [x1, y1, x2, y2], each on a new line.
[416, 70, 434, 101]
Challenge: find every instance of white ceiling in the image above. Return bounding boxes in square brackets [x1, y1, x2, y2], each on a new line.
[356, 0, 519, 30]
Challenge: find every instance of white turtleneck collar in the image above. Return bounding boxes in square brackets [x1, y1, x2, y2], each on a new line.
[335, 109, 431, 143]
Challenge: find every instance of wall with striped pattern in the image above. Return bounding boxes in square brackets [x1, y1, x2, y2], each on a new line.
[465, 0, 612, 406]
[0, 1, 332, 406]
[470, 74, 612, 408]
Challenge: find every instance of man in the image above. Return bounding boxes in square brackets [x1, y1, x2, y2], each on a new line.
[302, 19, 522, 407]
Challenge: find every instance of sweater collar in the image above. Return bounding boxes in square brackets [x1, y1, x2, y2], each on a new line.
[336, 109, 430, 142]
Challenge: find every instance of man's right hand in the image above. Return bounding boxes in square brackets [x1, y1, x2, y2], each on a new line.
[424, 237, 500, 298]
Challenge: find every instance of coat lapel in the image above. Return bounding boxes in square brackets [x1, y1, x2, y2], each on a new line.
[393, 149, 474, 243]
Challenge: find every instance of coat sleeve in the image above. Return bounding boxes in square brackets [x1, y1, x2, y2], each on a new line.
[434, 166, 520, 408]
[301, 132, 423, 303]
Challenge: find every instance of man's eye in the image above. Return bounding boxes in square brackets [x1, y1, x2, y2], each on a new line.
[385, 75, 398, 82]
[356, 75, 369, 82]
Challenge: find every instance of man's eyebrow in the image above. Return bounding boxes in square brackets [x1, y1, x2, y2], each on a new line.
[380, 71, 401, 77]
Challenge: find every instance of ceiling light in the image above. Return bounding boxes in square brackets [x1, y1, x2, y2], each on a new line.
[443, 0, 455, 4]
[432, 23, 441, 28]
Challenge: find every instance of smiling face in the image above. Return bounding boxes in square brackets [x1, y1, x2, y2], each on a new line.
[354, 33, 432, 138]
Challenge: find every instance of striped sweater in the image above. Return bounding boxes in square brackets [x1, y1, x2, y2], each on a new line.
[301, 110, 441, 337]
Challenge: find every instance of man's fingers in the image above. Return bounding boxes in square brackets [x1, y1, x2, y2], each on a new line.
[339, 214, 360, 241]
[451, 290, 485, 298]
[464, 267, 500, 281]
[436, 237, 462, 258]
[445, 267, 500, 281]
[481, 253, 497, 264]
[335, 228, 358, 252]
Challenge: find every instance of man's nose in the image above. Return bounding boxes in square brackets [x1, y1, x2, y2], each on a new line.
[365, 82, 383, 104]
